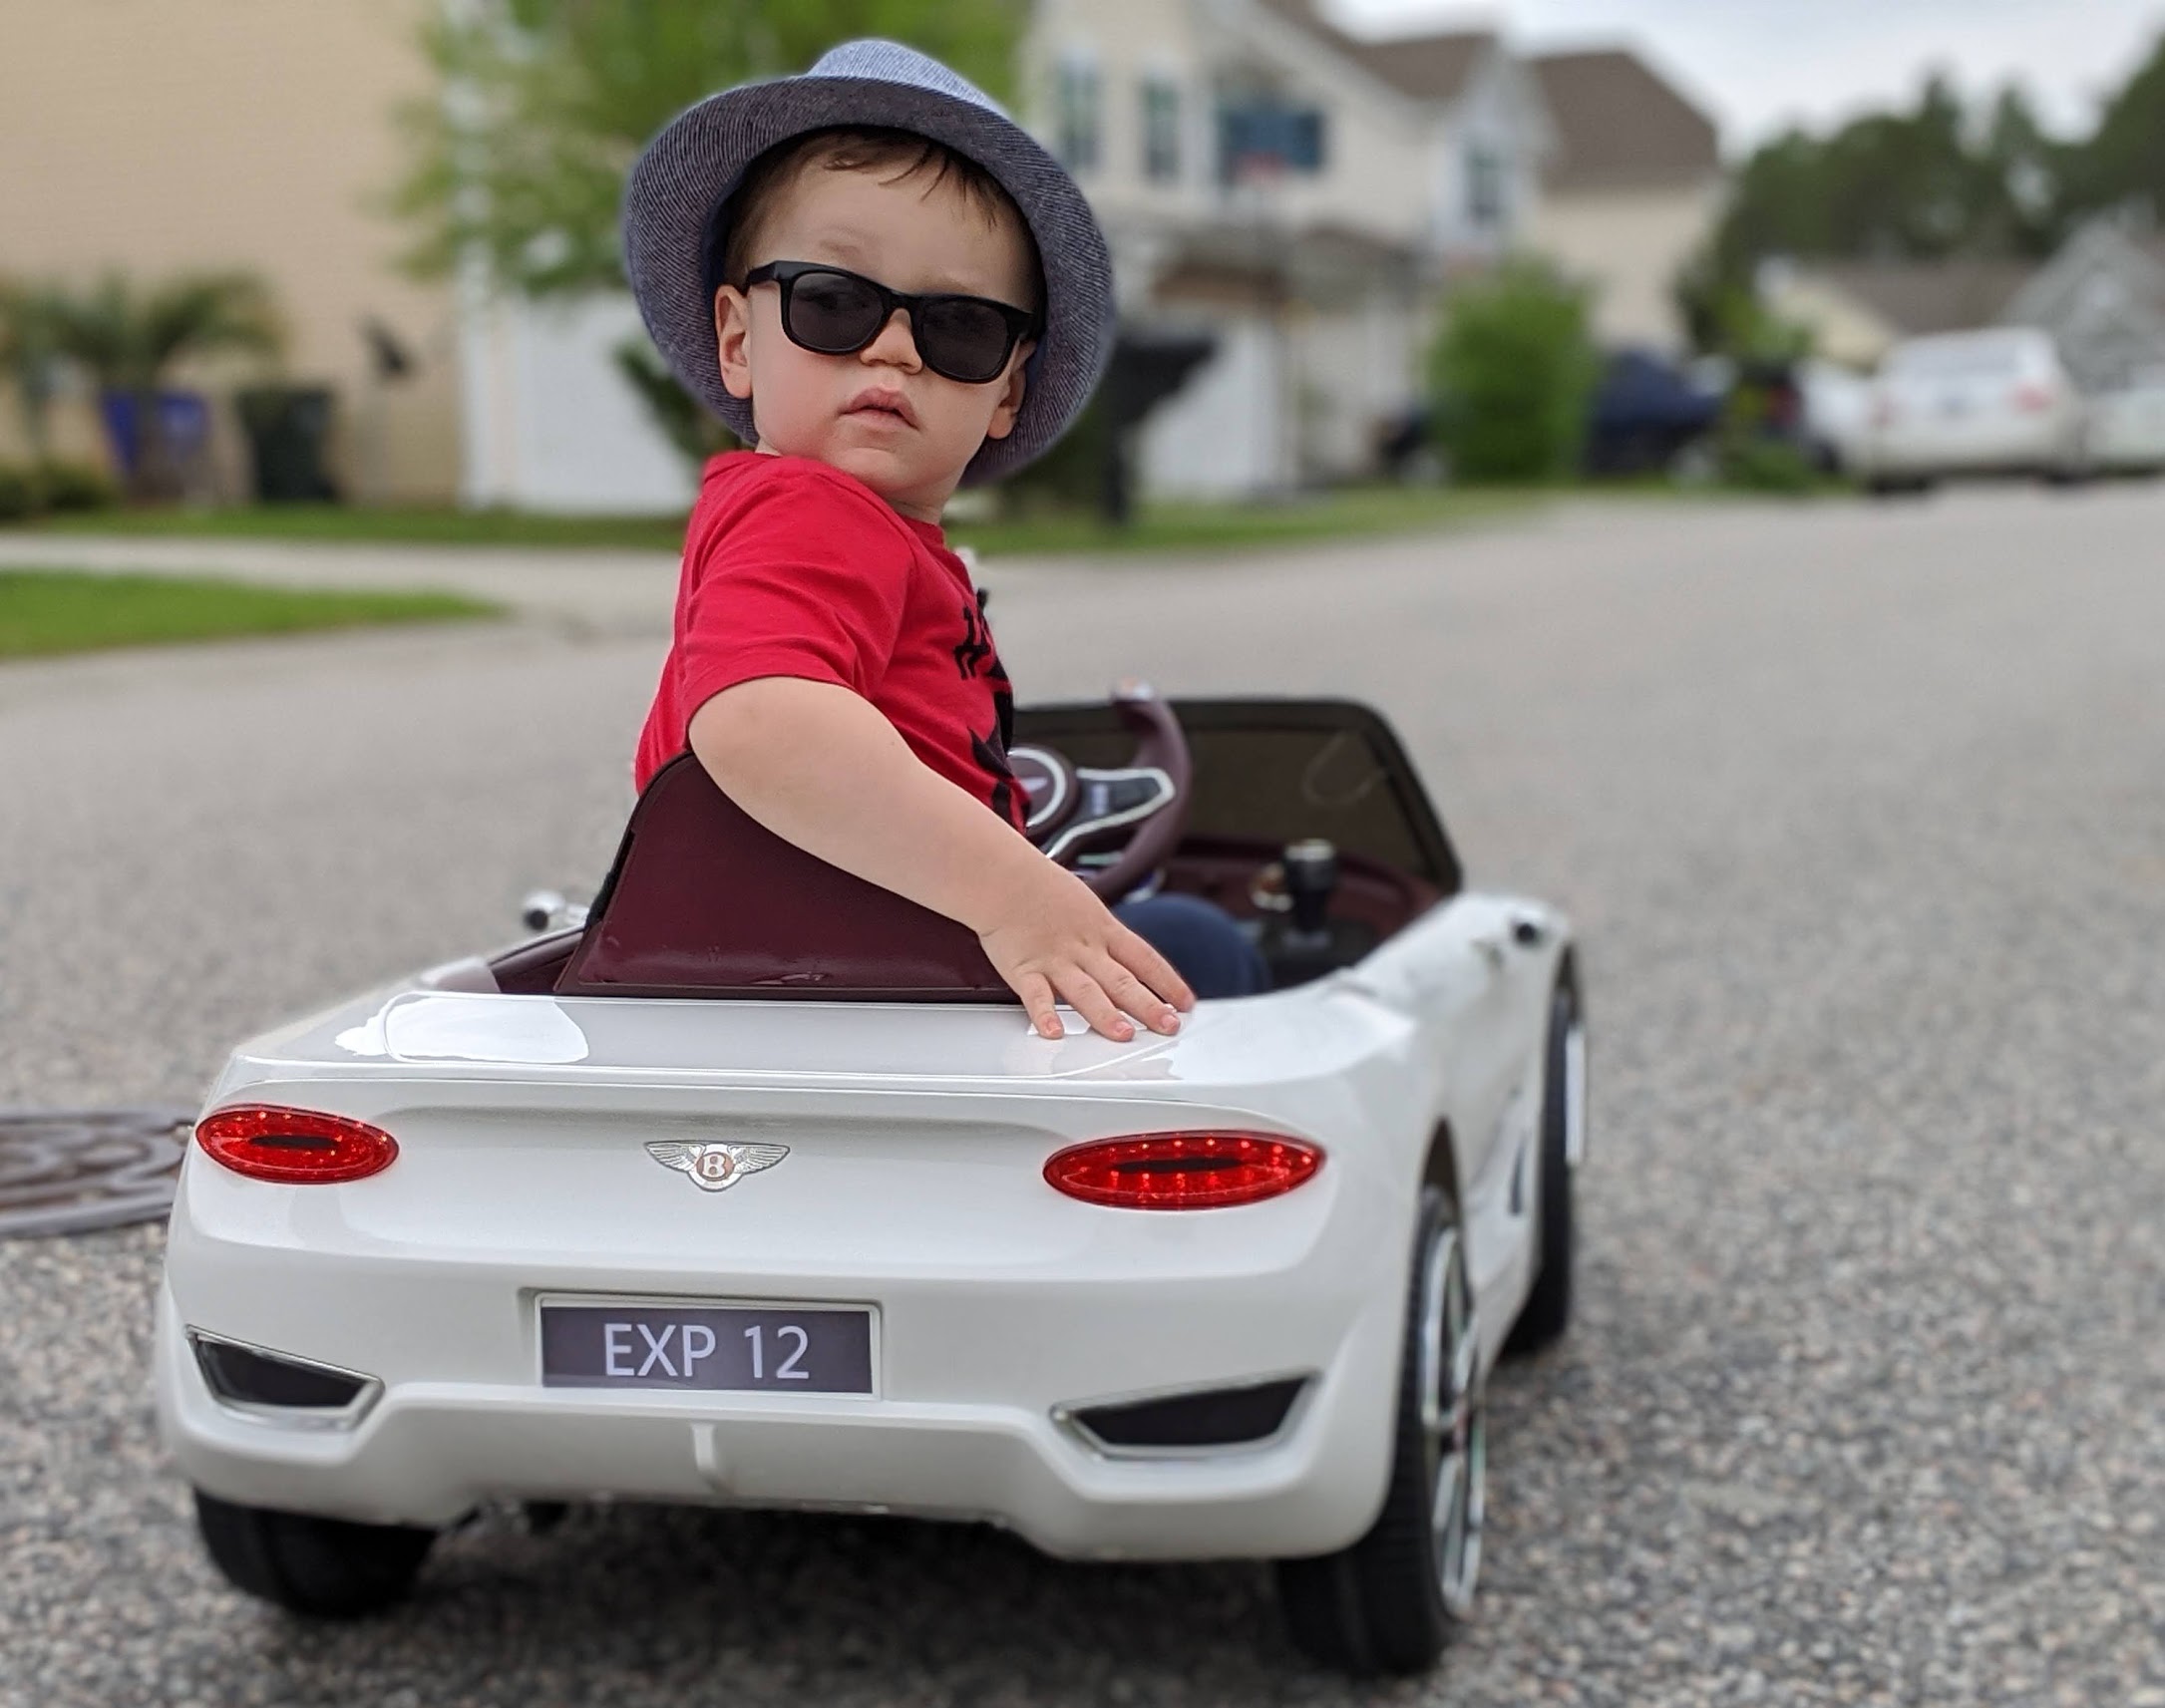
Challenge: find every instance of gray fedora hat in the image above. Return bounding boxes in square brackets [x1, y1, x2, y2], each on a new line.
[623, 39, 1113, 486]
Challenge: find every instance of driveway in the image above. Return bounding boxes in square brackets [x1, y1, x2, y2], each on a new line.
[4, 484, 2164, 1705]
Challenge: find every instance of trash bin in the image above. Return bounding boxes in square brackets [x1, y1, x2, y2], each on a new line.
[235, 386, 339, 504]
[98, 389, 213, 494]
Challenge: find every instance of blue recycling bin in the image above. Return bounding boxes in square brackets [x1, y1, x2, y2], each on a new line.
[98, 389, 211, 483]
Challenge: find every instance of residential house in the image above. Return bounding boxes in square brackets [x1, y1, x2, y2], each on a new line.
[3, 0, 1734, 512]
[1682, 214, 2165, 397]
[1522, 49, 1723, 353]
[1285, 19, 1549, 266]
[1761, 259, 2036, 369]
[0, 0, 470, 504]
[1024, 0, 1552, 496]
[2001, 210, 2165, 393]
[0, 0, 691, 513]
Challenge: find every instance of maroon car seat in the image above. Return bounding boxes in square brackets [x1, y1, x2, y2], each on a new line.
[554, 753, 1016, 1002]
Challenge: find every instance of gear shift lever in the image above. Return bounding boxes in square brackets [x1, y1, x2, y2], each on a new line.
[1282, 839, 1338, 940]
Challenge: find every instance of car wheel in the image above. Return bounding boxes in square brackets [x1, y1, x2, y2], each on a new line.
[1275, 1186, 1485, 1675]
[194, 1489, 435, 1616]
[1507, 977, 1584, 1355]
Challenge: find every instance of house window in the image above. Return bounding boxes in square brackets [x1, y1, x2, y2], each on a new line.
[1143, 77, 1182, 183]
[1216, 97, 1327, 185]
[1466, 142, 1507, 228]
[1055, 58, 1101, 172]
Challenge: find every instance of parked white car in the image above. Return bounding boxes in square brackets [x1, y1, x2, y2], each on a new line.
[2085, 367, 2165, 474]
[1798, 359, 1875, 475]
[1860, 328, 2088, 491]
[156, 691, 1587, 1677]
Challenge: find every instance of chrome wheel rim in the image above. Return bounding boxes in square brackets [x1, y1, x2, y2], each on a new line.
[1562, 1013, 1589, 1169]
[1417, 1225, 1486, 1620]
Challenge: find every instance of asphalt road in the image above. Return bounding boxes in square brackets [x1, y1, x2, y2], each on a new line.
[5, 485, 2164, 1706]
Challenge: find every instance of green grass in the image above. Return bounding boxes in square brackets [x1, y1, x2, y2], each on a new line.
[37, 504, 690, 551]
[0, 570, 502, 660]
[25, 485, 1543, 556]
[949, 486, 1543, 556]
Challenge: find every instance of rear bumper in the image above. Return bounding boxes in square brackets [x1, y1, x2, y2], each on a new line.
[1864, 418, 2075, 477]
[156, 1165, 1409, 1559]
[159, 1287, 1396, 1559]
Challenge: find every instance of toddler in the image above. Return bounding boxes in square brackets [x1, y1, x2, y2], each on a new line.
[622, 40, 1265, 1040]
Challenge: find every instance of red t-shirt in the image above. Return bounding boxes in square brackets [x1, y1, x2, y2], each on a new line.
[634, 452, 1021, 830]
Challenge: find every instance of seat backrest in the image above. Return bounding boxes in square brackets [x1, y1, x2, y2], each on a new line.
[554, 754, 1016, 1002]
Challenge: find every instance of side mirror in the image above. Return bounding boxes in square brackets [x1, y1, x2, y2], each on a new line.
[521, 890, 590, 934]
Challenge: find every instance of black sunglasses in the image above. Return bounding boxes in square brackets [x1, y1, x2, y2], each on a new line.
[741, 261, 1040, 386]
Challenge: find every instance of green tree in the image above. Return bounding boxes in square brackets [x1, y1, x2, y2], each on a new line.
[392, 0, 1023, 299]
[2060, 32, 2165, 221]
[1710, 75, 2061, 273]
[0, 280, 65, 458]
[1679, 67, 2113, 356]
[40, 271, 282, 502]
[1427, 260, 1597, 483]
[391, 0, 1022, 466]
[1978, 88, 2068, 255]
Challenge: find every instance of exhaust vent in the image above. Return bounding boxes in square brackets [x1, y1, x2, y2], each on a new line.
[1066, 1376, 1307, 1454]
[188, 1330, 378, 1425]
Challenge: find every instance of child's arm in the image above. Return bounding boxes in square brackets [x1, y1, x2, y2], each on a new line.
[690, 676, 1195, 1042]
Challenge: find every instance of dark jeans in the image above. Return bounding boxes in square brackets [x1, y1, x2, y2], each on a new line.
[1115, 892, 1271, 999]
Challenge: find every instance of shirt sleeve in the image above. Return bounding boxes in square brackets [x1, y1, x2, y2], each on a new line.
[672, 463, 912, 716]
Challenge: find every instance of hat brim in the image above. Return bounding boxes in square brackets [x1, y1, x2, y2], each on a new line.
[623, 77, 1113, 486]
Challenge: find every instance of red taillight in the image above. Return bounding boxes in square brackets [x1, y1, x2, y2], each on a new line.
[2013, 382, 2055, 413]
[1043, 1132, 1322, 1209]
[193, 1105, 399, 1185]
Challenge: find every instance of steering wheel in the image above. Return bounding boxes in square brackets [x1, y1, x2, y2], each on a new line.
[1008, 681, 1192, 899]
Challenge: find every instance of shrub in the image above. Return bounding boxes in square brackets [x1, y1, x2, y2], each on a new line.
[1427, 259, 1599, 483]
[997, 391, 1112, 515]
[0, 465, 34, 522]
[1721, 438, 1821, 494]
[32, 459, 117, 512]
[612, 337, 737, 469]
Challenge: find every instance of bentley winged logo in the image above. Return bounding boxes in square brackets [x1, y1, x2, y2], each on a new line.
[645, 1141, 791, 1194]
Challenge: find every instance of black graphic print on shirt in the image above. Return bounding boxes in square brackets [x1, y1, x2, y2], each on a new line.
[953, 592, 994, 678]
[956, 588, 1017, 825]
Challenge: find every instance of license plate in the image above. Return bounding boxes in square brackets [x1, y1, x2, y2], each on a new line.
[540, 1299, 875, 1394]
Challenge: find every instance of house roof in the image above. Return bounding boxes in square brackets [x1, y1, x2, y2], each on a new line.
[1528, 49, 1719, 190]
[1810, 259, 2038, 337]
[1327, 28, 1495, 104]
[1251, 0, 1495, 104]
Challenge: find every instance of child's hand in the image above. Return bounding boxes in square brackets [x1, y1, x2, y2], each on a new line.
[688, 680, 1193, 1043]
[975, 860, 1196, 1042]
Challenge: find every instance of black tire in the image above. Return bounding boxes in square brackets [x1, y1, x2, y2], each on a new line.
[1276, 1186, 1485, 1675]
[1507, 976, 1583, 1355]
[193, 1489, 435, 1616]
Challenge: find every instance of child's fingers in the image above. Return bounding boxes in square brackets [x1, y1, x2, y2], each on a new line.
[1090, 952, 1182, 1035]
[1112, 923, 1197, 1012]
[1009, 969, 1063, 1040]
[1051, 967, 1137, 1042]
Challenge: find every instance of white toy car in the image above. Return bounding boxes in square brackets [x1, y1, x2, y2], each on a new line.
[156, 690, 1585, 1676]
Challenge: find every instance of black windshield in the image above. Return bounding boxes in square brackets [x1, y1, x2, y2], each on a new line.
[1012, 698, 1461, 894]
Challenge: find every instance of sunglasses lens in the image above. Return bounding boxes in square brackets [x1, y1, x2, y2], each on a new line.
[918, 297, 1016, 383]
[785, 270, 885, 352]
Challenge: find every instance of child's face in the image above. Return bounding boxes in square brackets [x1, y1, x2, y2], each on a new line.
[713, 162, 1038, 522]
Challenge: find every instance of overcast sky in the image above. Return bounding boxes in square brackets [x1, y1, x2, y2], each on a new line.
[1330, 0, 2165, 147]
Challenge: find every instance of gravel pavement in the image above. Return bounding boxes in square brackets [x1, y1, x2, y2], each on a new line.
[5, 485, 2165, 1706]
